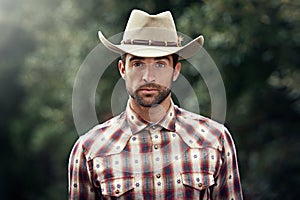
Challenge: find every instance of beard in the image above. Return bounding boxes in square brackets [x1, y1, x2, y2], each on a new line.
[128, 83, 172, 107]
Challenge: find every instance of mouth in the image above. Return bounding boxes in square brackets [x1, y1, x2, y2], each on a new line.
[140, 87, 158, 91]
[136, 83, 162, 96]
[138, 87, 159, 95]
[139, 88, 158, 92]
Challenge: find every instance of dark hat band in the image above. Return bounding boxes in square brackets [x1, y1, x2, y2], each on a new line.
[121, 39, 181, 47]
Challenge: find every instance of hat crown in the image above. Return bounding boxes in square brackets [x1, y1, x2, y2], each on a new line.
[123, 10, 178, 42]
[98, 9, 204, 59]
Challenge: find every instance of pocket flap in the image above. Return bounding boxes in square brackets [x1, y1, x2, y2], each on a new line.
[100, 176, 135, 197]
[180, 172, 215, 190]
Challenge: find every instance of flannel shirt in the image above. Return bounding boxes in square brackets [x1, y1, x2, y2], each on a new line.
[68, 102, 243, 199]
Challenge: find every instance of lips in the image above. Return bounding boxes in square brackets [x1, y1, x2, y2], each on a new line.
[138, 86, 160, 96]
[136, 84, 162, 96]
[139, 84, 161, 90]
[140, 87, 158, 91]
[139, 88, 158, 93]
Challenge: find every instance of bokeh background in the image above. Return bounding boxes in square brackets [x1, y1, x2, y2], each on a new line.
[0, 0, 299, 199]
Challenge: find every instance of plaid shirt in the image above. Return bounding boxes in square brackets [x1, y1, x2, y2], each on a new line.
[68, 102, 243, 200]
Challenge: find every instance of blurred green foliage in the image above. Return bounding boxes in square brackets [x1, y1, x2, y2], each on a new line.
[0, 0, 299, 199]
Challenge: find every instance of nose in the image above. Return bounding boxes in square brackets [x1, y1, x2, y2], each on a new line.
[142, 66, 155, 83]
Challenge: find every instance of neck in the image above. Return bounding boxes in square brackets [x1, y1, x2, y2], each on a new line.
[129, 95, 171, 123]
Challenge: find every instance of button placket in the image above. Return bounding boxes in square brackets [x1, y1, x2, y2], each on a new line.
[149, 125, 165, 198]
[150, 127, 161, 150]
[153, 172, 163, 188]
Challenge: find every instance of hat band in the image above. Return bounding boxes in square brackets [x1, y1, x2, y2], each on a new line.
[121, 39, 181, 47]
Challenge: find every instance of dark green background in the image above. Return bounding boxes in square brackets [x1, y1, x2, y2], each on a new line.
[0, 0, 299, 199]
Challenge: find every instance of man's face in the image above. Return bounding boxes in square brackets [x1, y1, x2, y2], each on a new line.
[118, 54, 181, 107]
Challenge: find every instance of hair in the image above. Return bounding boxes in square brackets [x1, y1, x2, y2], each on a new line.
[120, 53, 179, 68]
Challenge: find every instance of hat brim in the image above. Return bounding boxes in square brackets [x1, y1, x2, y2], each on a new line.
[98, 31, 204, 59]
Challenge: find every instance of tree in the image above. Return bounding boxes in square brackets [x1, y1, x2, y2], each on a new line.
[177, 1, 300, 199]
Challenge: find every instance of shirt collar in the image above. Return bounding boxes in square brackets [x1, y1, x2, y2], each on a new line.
[126, 101, 176, 134]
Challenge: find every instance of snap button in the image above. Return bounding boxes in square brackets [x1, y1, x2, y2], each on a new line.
[152, 126, 156, 129]
[156, 174, 161, 178]
[154, 144, 159, 149]
[198, 183, 202, 187]
[115, 189, 120, 194]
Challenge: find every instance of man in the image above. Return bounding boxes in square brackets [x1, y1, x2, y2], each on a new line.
[68, 9, 243, 200]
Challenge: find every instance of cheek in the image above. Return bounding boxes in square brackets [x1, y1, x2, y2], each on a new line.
[125, 69, 138, 79]
[158, 73, 173, 86]
[124, 73, 140, 89]
[127, 70, 143, 82]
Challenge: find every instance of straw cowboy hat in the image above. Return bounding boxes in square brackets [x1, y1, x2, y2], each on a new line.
[98, 9, 204, 59]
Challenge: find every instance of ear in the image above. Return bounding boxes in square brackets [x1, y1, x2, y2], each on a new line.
[172, 62, 181, 81]
[118, 60, 126, 79]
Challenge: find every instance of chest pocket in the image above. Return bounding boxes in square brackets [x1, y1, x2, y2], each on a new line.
[181, 171, 215, 190]
[100, 176, 135, 197]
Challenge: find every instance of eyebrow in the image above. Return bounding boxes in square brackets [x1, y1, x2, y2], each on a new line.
[128, 56, 170, 63]
[154, 56, 170, 62]
[128, 56, 144, 62]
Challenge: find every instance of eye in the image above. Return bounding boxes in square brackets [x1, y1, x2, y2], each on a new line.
[132, 62, 145, 68]
[155, 62, 166, 68]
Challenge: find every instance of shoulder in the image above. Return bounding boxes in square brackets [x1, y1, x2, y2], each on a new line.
[80, 113, 123, 140]
[175, 106, 228, 150]
[175, 106, 225, 130]
[76, 112, 131, 159]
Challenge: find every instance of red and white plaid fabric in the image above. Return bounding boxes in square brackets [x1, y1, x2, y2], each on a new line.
[68, 102, 243, 199]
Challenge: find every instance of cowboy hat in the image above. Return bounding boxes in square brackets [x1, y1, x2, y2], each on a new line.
[98, 9, 204, 59]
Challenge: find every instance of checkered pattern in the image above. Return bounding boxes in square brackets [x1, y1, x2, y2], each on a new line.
[68, 102, 243, 199]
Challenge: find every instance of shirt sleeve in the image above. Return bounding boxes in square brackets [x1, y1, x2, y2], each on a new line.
[213, 127, 243, 200]
[68, 137, 101, 200]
